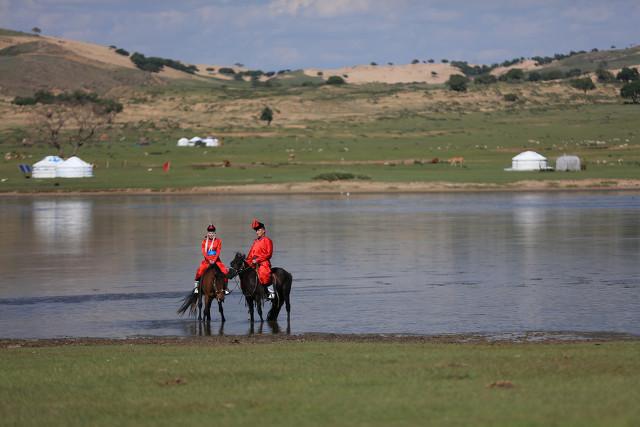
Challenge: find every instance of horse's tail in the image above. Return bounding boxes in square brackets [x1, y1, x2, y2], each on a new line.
[177, 291, 198, 317]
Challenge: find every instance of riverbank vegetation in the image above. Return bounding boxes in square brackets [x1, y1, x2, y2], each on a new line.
[1, 339, 638, 426]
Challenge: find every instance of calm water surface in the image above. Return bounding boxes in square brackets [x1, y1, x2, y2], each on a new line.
[0, 192, 638, 338]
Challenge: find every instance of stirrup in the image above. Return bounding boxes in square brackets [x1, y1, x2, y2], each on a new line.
[267, 293, 276, 300]
[224, 289, 231, 295]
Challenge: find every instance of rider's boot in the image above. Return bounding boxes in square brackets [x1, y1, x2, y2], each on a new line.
[193, 280, 199, 294]
[266, 284, 276, 300]
[223, 278, 231, 295]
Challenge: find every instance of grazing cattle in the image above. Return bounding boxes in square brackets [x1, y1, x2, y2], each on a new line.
[448, 156, 465, 166]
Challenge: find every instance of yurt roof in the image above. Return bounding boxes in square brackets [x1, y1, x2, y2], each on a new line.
[513, 151, 546, 161]
[189, 136, 202, 142]
[60, 156, 91, 167]
[33, 155, 63, 166]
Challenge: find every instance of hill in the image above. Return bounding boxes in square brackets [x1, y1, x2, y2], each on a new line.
[2, 27, 640, 97]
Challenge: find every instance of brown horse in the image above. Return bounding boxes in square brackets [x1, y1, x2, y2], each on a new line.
[177, 264, 226, 322]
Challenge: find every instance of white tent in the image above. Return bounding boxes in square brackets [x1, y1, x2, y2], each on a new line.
[57, 156, 93, 178]
[556, 155, 581, 172]
[202, 137, 219, 147]
[177, 137, 190, 147]
[32, 155, 63, 178]
[509, 151, 548, 171]
[189, 136, 202, 144]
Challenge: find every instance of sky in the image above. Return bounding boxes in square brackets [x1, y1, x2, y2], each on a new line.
[2, 0, 639, 70]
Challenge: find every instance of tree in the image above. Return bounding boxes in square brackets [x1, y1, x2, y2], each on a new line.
[446, 74, 469, 92]
[620, 81, 640, 103]
[616, 67, 639, 83]
[31, 27, 41, 34]
[15, 91, 122, 156]
[570, 77, 596, 94]
[260, 106, 274, 126]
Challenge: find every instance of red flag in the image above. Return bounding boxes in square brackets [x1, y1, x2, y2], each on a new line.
[162, 161, 170, 172]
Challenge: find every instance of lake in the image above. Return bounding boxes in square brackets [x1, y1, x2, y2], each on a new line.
[0, 192, 638, 338]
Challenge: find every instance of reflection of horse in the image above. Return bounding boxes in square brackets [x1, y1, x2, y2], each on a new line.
[229, 252, 292, 323]
[177, 264, 226, 322]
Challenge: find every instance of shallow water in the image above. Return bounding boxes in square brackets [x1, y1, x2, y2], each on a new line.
[0, 192, 639, 338]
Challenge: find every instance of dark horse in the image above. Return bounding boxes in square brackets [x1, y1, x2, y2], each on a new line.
[177, 264, 226, 322]
[229, 252, 292, 322]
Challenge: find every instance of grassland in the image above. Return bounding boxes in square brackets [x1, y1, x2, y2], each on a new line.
[1, 78, 639, 193]
[1, 338, 638, 426]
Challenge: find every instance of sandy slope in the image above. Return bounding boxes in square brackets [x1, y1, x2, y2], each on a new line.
[490, 59, 541, 76]
[304, 63, 460, 84]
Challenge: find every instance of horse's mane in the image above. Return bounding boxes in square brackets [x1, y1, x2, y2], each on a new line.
[234, 252, 246, 260]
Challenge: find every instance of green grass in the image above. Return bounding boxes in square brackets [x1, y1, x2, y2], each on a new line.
[1, 341, 638, 426]
[2, 97, 639, 192]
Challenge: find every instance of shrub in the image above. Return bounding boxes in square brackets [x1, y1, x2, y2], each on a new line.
[503, 93, 518, 102]
[596, 68, 615, 82]
[565, 68, 583, 78]
[326, 76, 346, 85]
[500, 68, 524, 82]
[130, 52, 198, 74]
[115, 48, 129, 56]
[312, 172, 371, 181]
[528, 71, 542, 82]
[411, 59, 419, 64]
[474, 74, 497, 85]
[540, 70, 565, 81]
[218, 67, 236, 75]
[447, 74, 469, 92]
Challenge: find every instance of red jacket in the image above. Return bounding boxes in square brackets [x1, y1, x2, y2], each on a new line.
[201, 237, 222, 264]
[247, 236, 273, 266]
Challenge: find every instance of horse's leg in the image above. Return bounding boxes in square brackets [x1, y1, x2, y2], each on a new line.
[256, 298, 264, 322]
[246, 297, 254, 323]
[218, 300, 225, 322]
[197, 291, 203, 321]
[204, 294, 212, 322]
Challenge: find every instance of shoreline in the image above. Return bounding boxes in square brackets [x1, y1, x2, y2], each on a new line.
[2, 179, 640, 196]
[2, 331, 638, 348]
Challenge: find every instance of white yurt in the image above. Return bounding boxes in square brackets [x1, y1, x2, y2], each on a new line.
[189, 136, 202, 145]
[510, 151, 548, 171]
[177, 137, 190, 147]
[57, 156, 94, 178]
[32, 155, 63, 178]
[203, 137, 219, 147]
[556, 155, 581, 171]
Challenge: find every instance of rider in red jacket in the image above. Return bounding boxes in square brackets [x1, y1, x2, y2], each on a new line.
[246, 218, 275, 299]
[194, 224, 230, 295]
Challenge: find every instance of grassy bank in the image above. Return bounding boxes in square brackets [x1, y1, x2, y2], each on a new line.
[1, 340, 639, 426]
[2, 91, 639, 192]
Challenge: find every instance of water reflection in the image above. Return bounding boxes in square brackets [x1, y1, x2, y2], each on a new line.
[33, 200, 93, 251]
[0, 193, 639, 338]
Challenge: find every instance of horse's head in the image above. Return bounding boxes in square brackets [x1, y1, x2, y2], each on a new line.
[230, 252, 246, 271]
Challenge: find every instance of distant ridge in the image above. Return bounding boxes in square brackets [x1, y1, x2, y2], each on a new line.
[1, 27, 639, 96]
